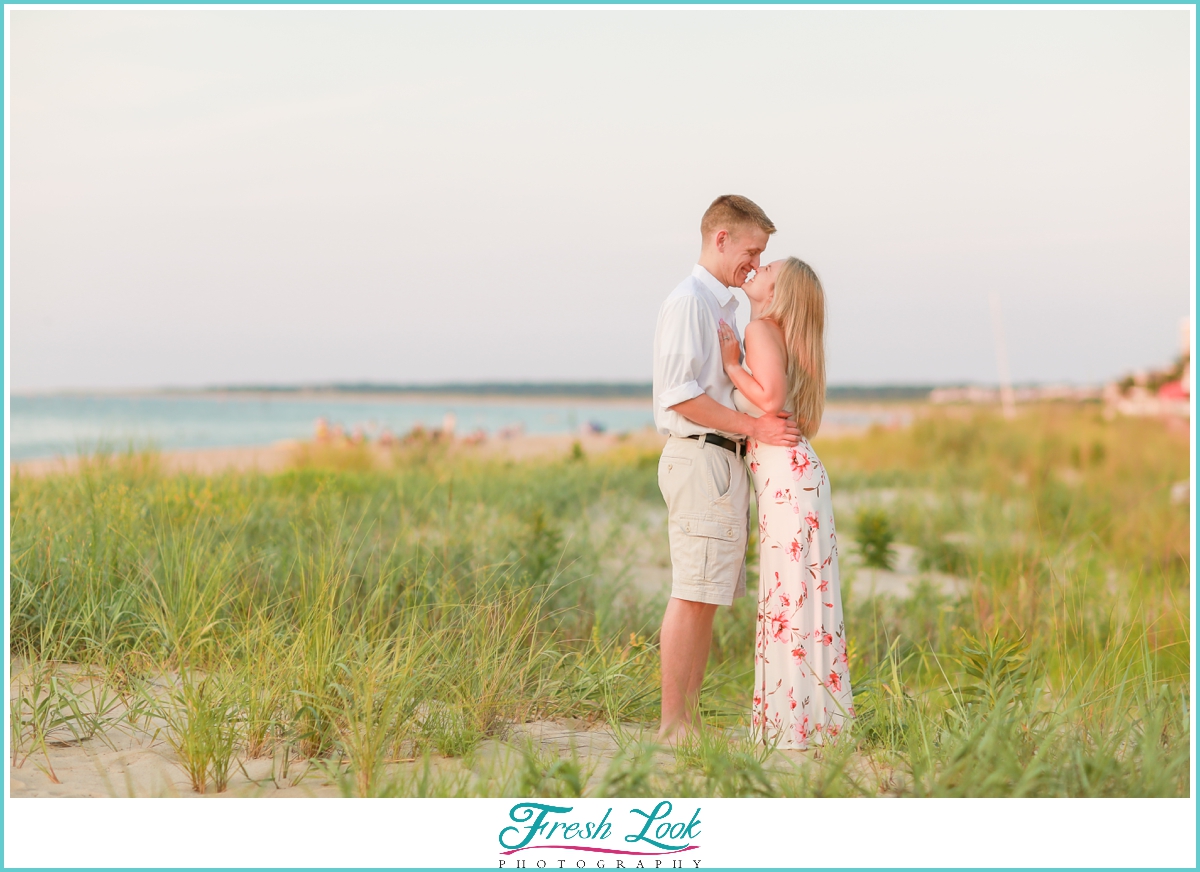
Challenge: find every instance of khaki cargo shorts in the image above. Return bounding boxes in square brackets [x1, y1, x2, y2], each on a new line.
[657, 435, 750, 606]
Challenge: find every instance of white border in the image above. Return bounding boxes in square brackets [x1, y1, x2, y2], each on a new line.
[1190, 0, 1198, 813]
[2, 797, 1198, 868]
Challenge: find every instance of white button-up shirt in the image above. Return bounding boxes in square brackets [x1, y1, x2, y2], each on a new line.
[652, 264, 743, 438]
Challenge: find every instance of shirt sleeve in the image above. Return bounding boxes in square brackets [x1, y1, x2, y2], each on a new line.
[656, 295, 710, 410]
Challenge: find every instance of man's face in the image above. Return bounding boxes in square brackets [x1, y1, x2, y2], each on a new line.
[718, 226, 770, 287]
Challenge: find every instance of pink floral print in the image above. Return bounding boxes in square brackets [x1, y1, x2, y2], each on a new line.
[769, 609, 791, 642]
[789, 447, 814, 481]
[748, 435, 854, 750]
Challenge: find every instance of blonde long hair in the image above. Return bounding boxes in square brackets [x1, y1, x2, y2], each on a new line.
[757, 257, 827, 437]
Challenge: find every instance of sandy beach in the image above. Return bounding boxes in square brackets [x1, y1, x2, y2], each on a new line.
[11, 403, 910, 479]
[11, 654, 905, 799]
[11, 403, 1185, 805]
[11, 431, 669, 478]
[8, 484, 956, 801]
[9, 402, 966, 800]
[7, 654, 669, 799]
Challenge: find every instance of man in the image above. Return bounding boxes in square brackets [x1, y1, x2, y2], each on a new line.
[652, 194, 801, 742]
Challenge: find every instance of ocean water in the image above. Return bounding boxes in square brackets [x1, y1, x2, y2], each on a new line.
[8, 393, 908, 462]
[8, 393, 656, 462]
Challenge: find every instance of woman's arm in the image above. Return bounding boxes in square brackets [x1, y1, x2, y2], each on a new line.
[718, 319, 789, 415]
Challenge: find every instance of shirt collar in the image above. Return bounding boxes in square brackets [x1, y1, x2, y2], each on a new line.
[692, 264, 736, 307]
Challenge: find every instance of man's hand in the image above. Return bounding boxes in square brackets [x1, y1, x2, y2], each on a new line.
[751, 411, 801, 447]
[668, 393, 801, 447]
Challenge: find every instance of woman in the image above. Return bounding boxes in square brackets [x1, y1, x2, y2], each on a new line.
[717, 257, 854, 750]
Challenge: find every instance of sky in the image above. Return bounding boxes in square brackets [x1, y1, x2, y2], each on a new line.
[9, 8, 1193, 392]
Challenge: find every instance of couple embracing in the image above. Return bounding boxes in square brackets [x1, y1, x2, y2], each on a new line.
[652, 195, 854, 750]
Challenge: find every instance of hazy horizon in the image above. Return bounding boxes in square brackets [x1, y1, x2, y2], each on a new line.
[10, 9, 1193, 393]
[8, 376, 1117, 400]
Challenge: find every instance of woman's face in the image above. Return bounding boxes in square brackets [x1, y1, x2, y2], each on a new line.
[742, 259, 785, 307]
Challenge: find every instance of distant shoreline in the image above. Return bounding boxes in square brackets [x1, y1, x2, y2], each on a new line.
[12, 389, 655, 409]
[12, 382, 943, 403]
[10, 431, 673, 478]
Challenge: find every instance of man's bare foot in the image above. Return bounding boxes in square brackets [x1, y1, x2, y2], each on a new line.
[656, 721, 695, 746]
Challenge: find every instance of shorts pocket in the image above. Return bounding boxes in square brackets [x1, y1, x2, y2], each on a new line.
[677, 513, 740, 541]
[658, 454, 694, 511]
[706, 449, 734, 500]
[674, 513, 742, 582]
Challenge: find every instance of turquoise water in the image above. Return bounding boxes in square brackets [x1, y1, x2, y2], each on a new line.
[9, 393, 907, 462]
[9, 394, 656, 461]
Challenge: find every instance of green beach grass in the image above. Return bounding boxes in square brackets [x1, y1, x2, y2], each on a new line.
[8, 406, 1190, 797]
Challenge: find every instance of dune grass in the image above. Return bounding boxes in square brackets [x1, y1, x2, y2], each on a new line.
[8, 406, 1191, 796]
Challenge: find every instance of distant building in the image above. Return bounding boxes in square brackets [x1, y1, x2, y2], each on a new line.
[1104, 316, 1190, 418]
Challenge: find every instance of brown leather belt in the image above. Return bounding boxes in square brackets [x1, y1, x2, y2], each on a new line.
[685, 432, 745, 458]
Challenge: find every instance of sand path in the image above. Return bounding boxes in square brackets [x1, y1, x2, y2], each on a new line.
[9, 700, 875, 799]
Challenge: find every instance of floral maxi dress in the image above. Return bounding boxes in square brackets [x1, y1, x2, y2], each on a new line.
[735, 391, 855, 750]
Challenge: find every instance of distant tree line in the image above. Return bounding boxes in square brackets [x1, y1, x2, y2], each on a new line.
[204, 382, 939, 401]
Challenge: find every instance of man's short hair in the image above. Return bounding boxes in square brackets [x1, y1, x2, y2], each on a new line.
[700, 194, 777, 242]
